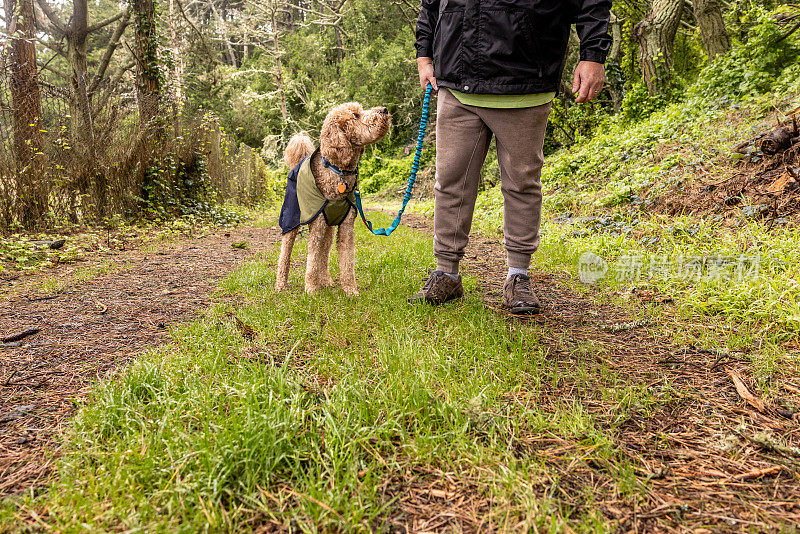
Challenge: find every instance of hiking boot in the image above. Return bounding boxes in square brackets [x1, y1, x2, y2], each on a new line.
[503, 274, 542, 315]
[408, 271, 464, 305]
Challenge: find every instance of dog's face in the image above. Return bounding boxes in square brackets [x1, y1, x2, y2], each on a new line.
[320, 102, 392, 167]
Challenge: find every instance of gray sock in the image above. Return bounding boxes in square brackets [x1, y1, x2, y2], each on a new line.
[436, 263, 460, 280]
[507, 266, 527, 280]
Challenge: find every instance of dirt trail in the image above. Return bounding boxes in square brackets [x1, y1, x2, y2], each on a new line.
[400, 214, 800, 533]
[0, 225, 280, 496]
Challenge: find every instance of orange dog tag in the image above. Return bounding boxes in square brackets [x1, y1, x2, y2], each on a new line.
[338, 183, 347, 194]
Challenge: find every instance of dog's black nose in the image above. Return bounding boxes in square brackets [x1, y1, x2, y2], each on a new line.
[379, 107, 389, 115]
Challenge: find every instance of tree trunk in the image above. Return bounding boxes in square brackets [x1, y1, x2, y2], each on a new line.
[608, 12, 624, 112]
[334, 24, 344, 63]
[6, 0, 46, 227]
[270, 9, 288, 129]
[66, 0, 104, 213]
[211, 2, 237, 66]
[131, 0, 162, 208]
[243, 26, 253, 61]
[633, 0, 684, 95]
[274, 43, 288, 127]
[331, 0, 345, 64]
[609, 12, 623, 64]
[282, 2, 294, 30]
[169, 0, 184, 102]
[132, 0, 161, 125]
[692, 0, 731, 59]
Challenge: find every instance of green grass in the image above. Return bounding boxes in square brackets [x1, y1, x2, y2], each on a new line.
[3, 213, 656, 532]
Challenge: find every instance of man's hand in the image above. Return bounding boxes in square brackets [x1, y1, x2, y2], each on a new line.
[572, 61, 605, 103]
[417, 57, 438, 91]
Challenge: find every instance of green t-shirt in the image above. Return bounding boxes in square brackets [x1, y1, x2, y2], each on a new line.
[449, 90, 556, 109]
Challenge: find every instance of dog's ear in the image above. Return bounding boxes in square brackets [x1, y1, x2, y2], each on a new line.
[321, 108, 356, 164]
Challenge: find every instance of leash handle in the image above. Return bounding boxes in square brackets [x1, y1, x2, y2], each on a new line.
[355, 84, 433, 236]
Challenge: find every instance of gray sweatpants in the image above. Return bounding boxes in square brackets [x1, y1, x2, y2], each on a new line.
[433, 88, 552, 274]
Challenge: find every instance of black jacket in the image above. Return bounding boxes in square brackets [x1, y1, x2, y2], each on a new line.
[415, 0, 612, 95]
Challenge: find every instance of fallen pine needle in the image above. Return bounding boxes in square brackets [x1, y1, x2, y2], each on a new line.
[280, 486, 344, 521]
[733, 466, 782, 480]
[782, 383, 800, 395]
[729, 371, 766, 412]
[418, 488, 455, 499]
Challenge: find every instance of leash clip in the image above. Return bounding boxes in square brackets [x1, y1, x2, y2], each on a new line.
[322, 154, 357, 195]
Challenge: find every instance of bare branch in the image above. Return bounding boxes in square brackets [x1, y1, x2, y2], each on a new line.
[39, 61, 67, 78]
[174, 0, 217, 58]
[86, 10, 126, 34]
[89, 10, 131, 94]
[94, 60, 135, 115]
[36, 0, 67, 35]
[36, 36, 67, 57]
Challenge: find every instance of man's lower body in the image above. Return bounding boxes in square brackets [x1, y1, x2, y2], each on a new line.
[411, 88, 552, 313]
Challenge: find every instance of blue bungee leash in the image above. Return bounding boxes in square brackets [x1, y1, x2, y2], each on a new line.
[353, 84, 433, 236]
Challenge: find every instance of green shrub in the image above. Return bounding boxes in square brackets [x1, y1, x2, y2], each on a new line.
[690, 9, 800, 101]
[358, 145, 435, 195]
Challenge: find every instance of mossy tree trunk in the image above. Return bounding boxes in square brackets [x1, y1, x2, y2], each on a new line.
[693, 0, 731, 59]
[634, 0, 685, 95]
[6, 0, 46, 227]
[133, 0, 162, 125]
[131, 0, 163, 207]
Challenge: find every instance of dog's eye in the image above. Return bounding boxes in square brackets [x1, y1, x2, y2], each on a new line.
[354, 113, 361, 119]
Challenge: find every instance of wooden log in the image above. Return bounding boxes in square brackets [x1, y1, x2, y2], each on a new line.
[29, 239, 66, 249]
[761, 127, 794, 155]
[2, 328, 40, 343]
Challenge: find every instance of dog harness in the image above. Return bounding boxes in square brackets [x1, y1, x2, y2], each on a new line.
[279, 148, 357, 235]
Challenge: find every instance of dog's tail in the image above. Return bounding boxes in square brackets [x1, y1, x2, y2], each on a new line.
[284, 132, 315, 169]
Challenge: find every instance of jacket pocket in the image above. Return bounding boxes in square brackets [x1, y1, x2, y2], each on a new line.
[433, 8, 464, 79]
[478, 8, 541, 82]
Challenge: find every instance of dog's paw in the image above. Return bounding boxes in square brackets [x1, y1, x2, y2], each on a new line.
[305, 283, 321, 295]
[342, 287, 360, 297]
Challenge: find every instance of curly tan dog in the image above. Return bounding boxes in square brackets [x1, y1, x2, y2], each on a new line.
[275, 102, 391, 295]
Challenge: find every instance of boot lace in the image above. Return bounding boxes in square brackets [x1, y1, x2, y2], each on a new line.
[514, 275, 532, 296]
[421, 271, 443, 293]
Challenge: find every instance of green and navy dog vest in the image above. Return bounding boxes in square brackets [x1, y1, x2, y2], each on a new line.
[279, 148, 357, 235]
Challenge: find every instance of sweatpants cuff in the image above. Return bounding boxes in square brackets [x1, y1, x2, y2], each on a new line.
[436, 259, 460, 275]
[507, 251, 531, 270]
